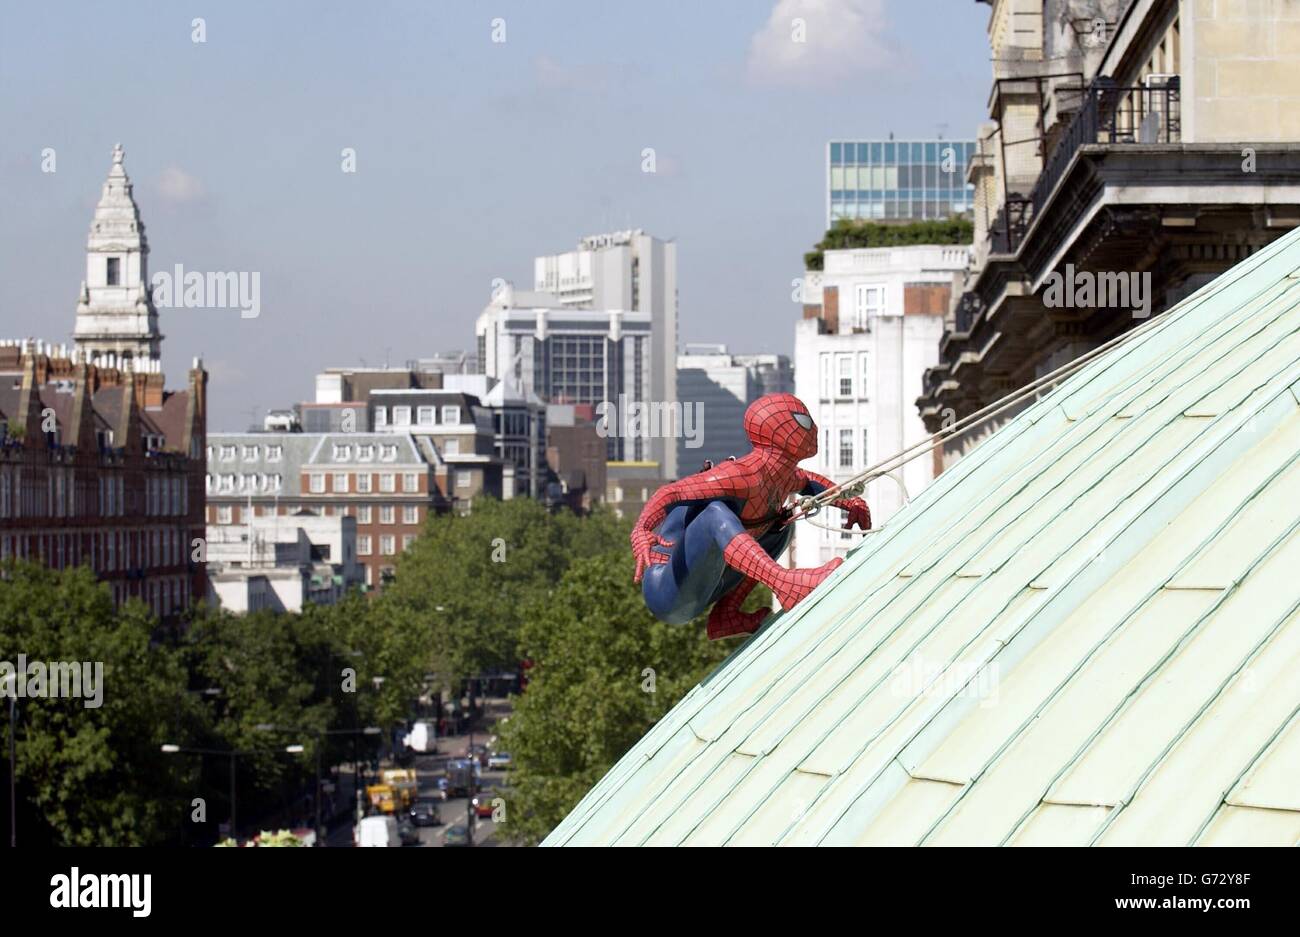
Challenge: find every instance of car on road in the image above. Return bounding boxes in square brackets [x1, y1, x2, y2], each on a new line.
[471, 794, 496, 819]
[487, 751, 512, 771]
[444, 824, 469, 847]
[430, 777, 450, 801]
[409, 802, 441, 827]
[444, 759, 479, 798]
[396, 818, 421, 846]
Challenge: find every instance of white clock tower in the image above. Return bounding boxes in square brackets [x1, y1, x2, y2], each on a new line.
[72, 144, 162, 366]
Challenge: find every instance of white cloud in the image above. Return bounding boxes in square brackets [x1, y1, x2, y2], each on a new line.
[157, 166, 205, 203]
[746, 0, 898, 87]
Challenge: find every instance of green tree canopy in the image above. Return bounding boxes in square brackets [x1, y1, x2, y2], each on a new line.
[0, 562, 197, 845]
[804, 217, 974, 270]
[495, 550, 735, 844]
[378, 498, 628, 686]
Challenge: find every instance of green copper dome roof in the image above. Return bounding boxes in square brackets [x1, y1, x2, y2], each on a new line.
[546, 227, 1300, 846]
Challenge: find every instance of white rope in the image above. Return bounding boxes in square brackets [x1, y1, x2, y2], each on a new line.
[787, 308, 1171, 523]
[799, 470, 910, 535]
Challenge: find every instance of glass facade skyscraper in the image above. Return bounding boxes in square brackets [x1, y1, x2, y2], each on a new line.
[827, 140, 976, 226]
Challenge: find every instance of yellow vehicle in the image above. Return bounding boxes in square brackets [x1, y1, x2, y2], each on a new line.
[366, 784, 398, 814]
[381, 769, 418, 810]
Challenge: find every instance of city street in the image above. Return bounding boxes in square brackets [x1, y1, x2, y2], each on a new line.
[323, 709, 510, 848]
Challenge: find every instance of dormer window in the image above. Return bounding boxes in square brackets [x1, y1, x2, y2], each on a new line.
[106, 257, 120, 286]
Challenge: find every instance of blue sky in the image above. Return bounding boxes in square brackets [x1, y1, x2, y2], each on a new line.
[0, 0, 990, 431]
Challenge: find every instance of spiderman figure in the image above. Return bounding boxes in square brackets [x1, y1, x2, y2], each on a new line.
[632, 393, 871, 640]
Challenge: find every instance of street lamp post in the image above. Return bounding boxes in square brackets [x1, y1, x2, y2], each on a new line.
[4, 673, 16, 848]
[256, 724, 381, 846]
[8, 691, 15, 848]
[160, 742, 303, 843]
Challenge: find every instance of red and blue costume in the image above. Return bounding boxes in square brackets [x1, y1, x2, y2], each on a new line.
[632, 393, 871, 640]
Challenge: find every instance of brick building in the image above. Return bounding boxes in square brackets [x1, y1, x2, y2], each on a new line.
[0, 348, 208, 621]
[205, 432, 435, 590]
[0, 145, 207, 623]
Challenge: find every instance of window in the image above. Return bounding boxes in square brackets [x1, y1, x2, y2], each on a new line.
[403, 505, 419, 524]
[106, 257, 120, 285]
[220, 446, 236, 461]
[217, 505, 232, 524]
[332, 444, 352, 461]
[819, 354, 831, 399]
[373, 407, 388, 427]
[333, 473, 349, 493]
[380, 505, 395, 524]
[242, 445, 259, 460]
[357, 445, 374, 461]
[270, 474, 283, 492]
[839, 429, 854, 469]
[266, 445, 283, 462]
[380, 535, 396, 556]
[456, 470, 472, 489]
[309, 474, 325, 493]
[417, 406, 435, 426]
[837, 356, 854, 398]
[356, 473, 372, 493]
[441, 406, 460, 425]
[854, 284, 884, 330]
[393, 406, 412, 426]
[860, 353, 870, 399]
[402, 535, 417, 551]
[861, 428, 869, 468]
[380, 445, 398, 462]
[402, 473, 419, 493]
[379, 473, 396, 493]
[442, 438, 459, 456]
[357, 535, 372, 556]
[219, 475, 235, 493]
[357, 505, 373, 524]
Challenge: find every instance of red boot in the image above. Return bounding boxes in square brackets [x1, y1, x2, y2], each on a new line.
[722, 534, 844, 611]
[707, 577, 771, 640]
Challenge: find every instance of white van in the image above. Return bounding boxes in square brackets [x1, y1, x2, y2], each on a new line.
[356, 815, 400, 847]
[402, 721, 438, 754]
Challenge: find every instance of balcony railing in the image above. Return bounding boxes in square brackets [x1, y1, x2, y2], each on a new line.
[1006, 76, 1181, 252]
[954, 292, 981, 333]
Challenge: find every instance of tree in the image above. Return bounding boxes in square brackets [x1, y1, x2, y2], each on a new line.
[495, 551, 735, 844]
[379, 498, 629, 689]
[0, 561, 198, 846]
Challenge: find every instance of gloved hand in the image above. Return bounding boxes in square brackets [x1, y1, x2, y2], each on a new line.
[631, 526, 674, 582]
[839, 498, 872, 531]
